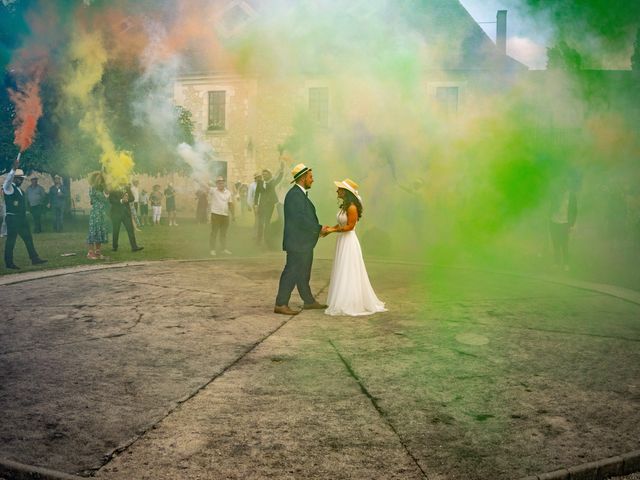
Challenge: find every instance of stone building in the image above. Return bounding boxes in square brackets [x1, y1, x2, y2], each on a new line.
[173, 0, 527, 186]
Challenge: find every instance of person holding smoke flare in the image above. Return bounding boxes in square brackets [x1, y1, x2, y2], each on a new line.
[2, 155, 47, 269]
[86, 171, 110, 260]
[322, 179, 386, 316]
[109, 184, 144, 253]
[208, 176, 234, 256]
[255, 159, 285, 248]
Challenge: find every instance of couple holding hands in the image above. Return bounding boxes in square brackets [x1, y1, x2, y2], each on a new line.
[274, 163, 386, 317]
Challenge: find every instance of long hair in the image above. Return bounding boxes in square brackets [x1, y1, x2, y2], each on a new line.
[88, 171, 106, 191]
[339, 189, 363, 220]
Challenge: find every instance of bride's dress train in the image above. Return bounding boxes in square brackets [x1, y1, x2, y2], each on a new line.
[325, 211, 386, 316]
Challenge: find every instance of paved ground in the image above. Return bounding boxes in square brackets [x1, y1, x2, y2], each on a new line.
[0, 256, 639, 479]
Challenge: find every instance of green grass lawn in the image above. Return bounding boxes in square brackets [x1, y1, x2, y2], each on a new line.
[0, 212, 275, 275]
[3, 211, 640, 292]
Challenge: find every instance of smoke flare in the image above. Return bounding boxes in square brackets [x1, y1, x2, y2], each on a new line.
[8, 72, 43, 152]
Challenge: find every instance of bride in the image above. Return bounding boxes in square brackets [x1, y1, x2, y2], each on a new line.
[322, 178, 386, 316]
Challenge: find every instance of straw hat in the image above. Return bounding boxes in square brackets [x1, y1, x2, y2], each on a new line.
[14, 169, 26, 178]
[290, 163, 311, 183]
[334, 178, 362, 202]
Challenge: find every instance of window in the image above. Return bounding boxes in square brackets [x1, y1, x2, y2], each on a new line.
[208, 91, 226, 130]
[216, 0, 256, 38]
[209, 160, 227, 180]
[309, 87, 329, 128]
[435, 86, 459, 115]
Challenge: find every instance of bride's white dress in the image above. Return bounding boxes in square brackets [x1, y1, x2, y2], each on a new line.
[325, 211, 386, 316]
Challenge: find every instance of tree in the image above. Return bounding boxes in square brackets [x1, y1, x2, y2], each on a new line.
[1, 66, 195, 178]
[547, 40, 582, 71]
[632, 27, 640, 73]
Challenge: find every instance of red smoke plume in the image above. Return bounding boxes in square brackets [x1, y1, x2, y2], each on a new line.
[8, 69, 44, 153]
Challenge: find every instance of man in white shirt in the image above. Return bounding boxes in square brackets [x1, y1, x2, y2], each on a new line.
[209, 176, 235, 256]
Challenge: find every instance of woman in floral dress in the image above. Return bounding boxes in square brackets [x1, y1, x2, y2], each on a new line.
[87, 171, 110, 259]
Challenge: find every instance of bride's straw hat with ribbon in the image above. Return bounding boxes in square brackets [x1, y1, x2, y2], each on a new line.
[290, 163, 311, 183]
[334, 178, 362, 202]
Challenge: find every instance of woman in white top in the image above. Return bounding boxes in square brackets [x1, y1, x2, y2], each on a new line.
[323, 179, 386, 316]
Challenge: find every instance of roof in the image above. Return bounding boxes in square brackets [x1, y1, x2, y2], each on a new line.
[178, 0, 527, 76]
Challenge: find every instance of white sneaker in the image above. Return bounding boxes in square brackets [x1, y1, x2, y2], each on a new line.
[222, 249, 232, 255]
[210, 250, 217, 256]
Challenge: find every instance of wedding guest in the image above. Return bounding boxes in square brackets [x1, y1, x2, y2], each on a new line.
[109, 185, 144, 252]
[139, 188, 149, 226]
[195, 185, 208, 224]
[150, 184, 163, 225]
[239, 182, 249, 214]
[140, 188, 149, 225]
[209, 176, 234, 256]
[26, 176, 47, 233]
[165, 183, 178, 226]
[86, 171, 109, 260]
[3, 157, 47, 269]
[247, 172, 261, 239]
[130, 179, 140, 215]
[48, 175, 67, 232]
[130, 179, 142, 229]
[0, 189, 6, 237]
[549, 173, 579, 271]
[255, 161, 284, 246]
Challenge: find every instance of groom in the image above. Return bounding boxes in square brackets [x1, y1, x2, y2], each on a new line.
[274, 163, 328, 315]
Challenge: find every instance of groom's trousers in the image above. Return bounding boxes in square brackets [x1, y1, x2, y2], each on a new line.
[275, 250, 316, 306]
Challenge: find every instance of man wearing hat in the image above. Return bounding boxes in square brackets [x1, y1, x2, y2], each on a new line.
[274, 163, 328, 315]
[2, 156, 47, 269]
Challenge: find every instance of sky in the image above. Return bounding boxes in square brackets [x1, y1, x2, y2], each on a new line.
[458, 0, 551, 69]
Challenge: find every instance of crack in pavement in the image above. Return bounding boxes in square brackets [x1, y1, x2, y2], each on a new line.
[328, 339, 430, 480]
[89, 318, 293, 475]
[89, 281, 331, 476]
[0, 331, 141, 356]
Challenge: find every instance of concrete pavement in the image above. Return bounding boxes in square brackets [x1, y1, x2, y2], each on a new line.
[1, 257, 639, 479]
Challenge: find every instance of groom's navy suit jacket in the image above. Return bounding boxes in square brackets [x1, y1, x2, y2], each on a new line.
[282, 185, 322, 253]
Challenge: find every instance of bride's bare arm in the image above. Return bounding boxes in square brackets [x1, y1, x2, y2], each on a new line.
[328, 205, 358, 233]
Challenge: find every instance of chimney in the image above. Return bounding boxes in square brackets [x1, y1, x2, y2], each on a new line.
[496, 10, 507, 55]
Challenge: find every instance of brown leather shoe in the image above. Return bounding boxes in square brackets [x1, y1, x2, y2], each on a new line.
[274, 305, 300, 315]
[303, 301, 328, 310]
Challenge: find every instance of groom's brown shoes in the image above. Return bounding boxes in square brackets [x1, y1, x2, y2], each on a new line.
[303, 301, 328, 310]
[274, 305, 300, 315]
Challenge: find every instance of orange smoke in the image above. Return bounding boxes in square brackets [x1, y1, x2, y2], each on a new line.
[8, 66, 44, 152]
